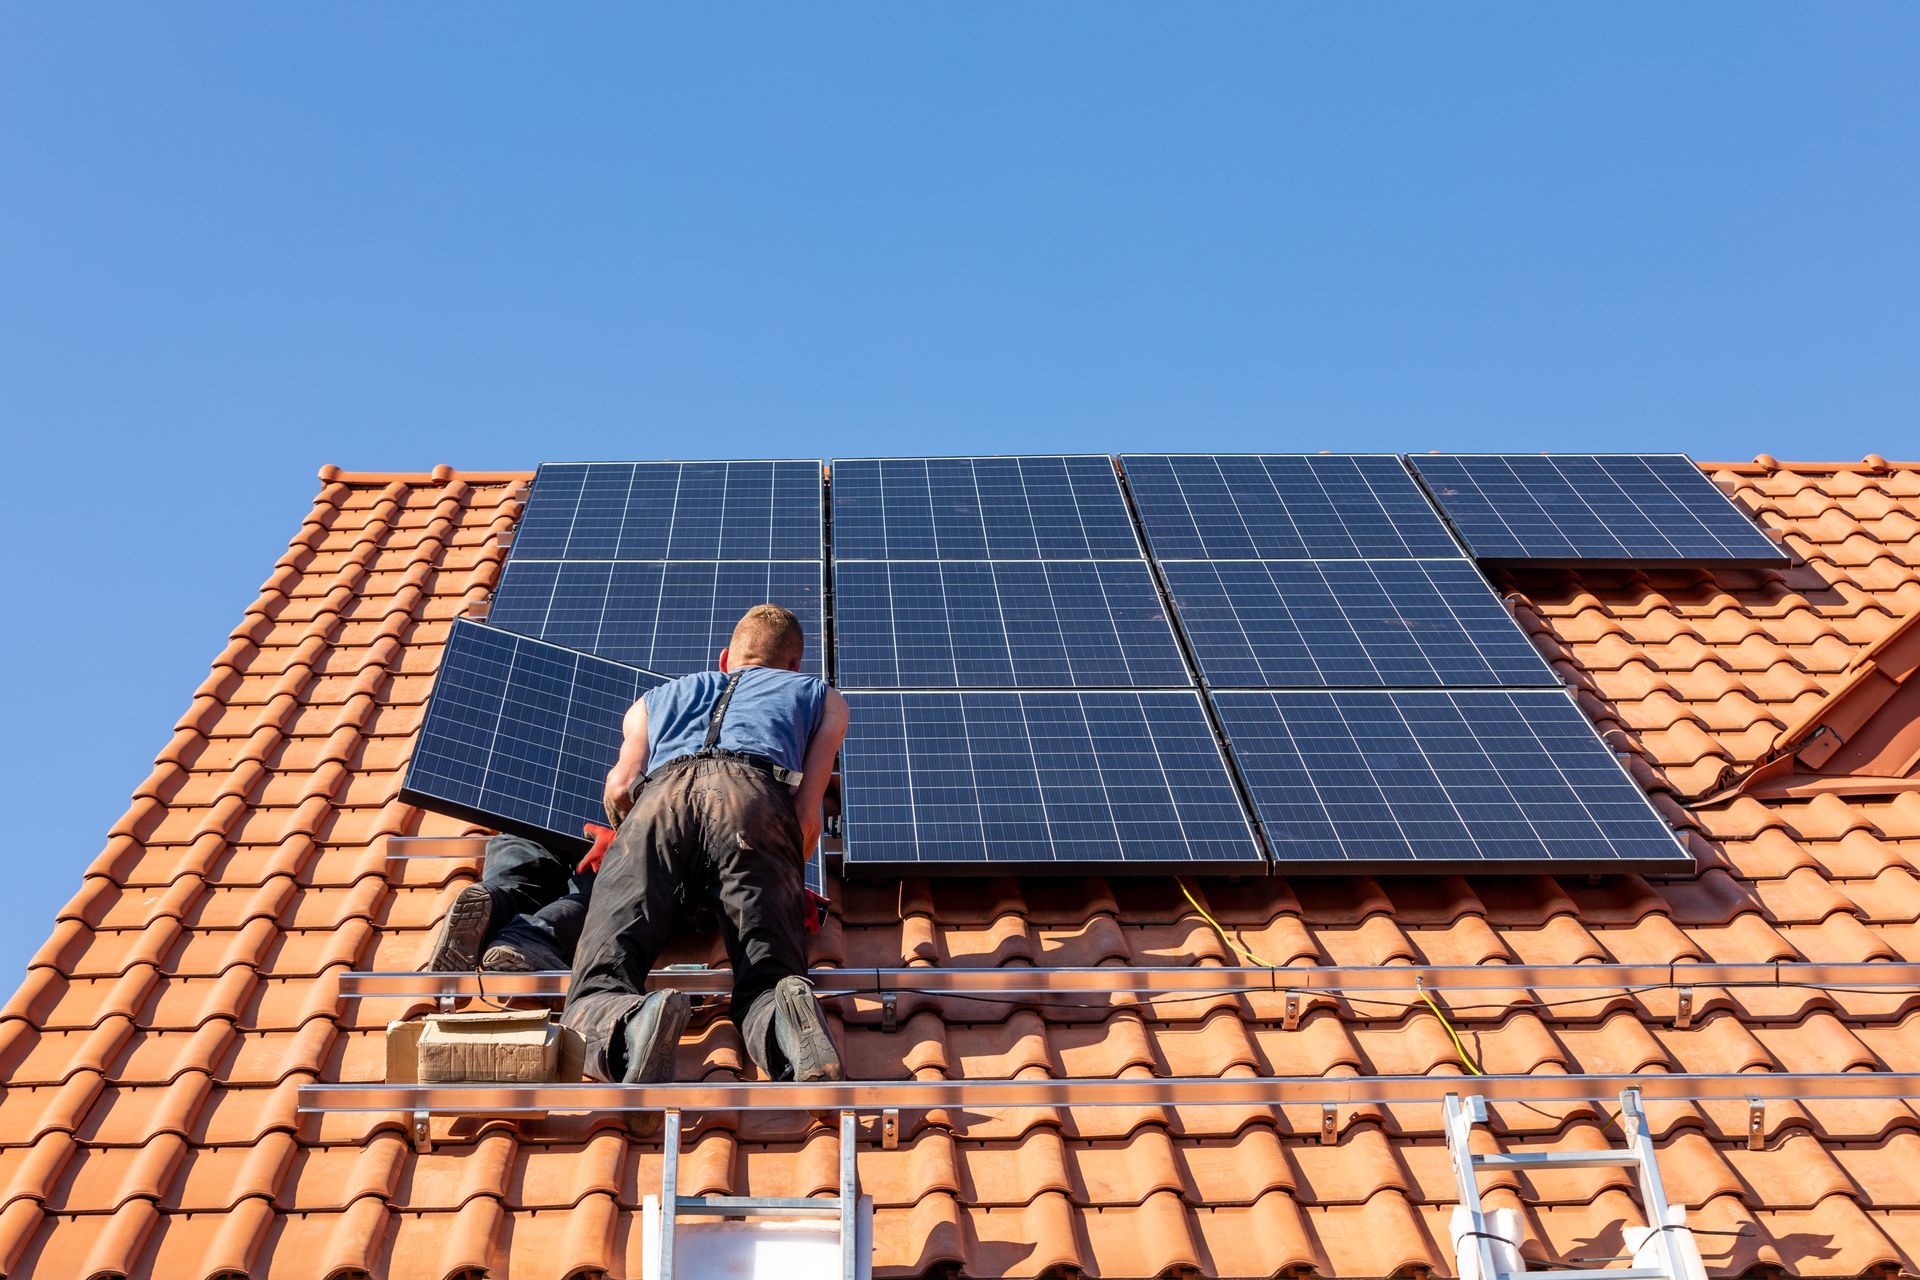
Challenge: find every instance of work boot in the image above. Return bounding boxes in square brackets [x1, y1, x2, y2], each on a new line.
[618, 989, 690, 1139]
[481, 926, 567, 974]
[743, 976, 844, 1083]
[420, 884, 493, 972]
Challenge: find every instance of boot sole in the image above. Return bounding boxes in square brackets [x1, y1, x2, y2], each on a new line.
[622, 991, 691, 1140]
[773, 979, 844, 1083]
[423, 885, 492, 972]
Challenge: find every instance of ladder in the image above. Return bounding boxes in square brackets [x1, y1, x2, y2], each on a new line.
[1444, 1087, 1689, 1280]
[650, 1106, 866, 1280]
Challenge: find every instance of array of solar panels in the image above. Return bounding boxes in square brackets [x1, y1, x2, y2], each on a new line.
[403, 454, 1771, 875]
[832, 457, 1261, 870]
[1124, 455, 1685, 868]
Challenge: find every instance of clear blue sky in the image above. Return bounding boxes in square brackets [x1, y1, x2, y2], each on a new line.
[1, 7, 1914, 980]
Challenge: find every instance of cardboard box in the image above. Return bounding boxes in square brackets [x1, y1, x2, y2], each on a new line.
[416, 1009, 562, 1083]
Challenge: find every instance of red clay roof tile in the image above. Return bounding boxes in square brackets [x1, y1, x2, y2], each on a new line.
[0, 461, 1917, 1277]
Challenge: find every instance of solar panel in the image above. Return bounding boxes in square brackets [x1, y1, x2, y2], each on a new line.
[405, 619, 828, 894]
[1123, 455, 1462, 560]
[833, 559, 1190, 689]
[1161, 558, 1557, 689]
[838, 690, 1263, 871]
[402, 618, 669, 852]
[487, 559, 826, 677]
[510, 461, 823, 561]
[831, 456, 1142, 560]
[1409, 454, 1788, 564]
[1213, 689, 1690, 869]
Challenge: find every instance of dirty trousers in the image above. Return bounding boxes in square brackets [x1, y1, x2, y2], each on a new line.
[562, 756, 809, 1081]
[472, 833, 595, 964]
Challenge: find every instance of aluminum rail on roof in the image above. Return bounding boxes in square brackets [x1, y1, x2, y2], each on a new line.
[337, 961, 1920, 1001]
[299, 1072, 1920, 1114]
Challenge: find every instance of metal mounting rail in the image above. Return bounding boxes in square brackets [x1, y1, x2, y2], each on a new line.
[298, 1070, 1920, 1115]
[337, 960, 1920, 1002]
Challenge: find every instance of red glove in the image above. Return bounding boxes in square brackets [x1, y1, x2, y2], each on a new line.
[578, 823, 617, 875]
[802, 886, 830, 934]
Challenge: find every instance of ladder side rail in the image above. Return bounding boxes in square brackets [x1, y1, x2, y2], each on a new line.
[840, 1108, 859, 1280]
[1620, 1089, 1688, 1280]
[658, 1108, 682, 1280]
[1443, 1094, 1505, 1280]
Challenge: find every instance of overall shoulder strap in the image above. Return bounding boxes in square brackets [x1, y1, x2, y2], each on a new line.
[703, 670, 745, 751]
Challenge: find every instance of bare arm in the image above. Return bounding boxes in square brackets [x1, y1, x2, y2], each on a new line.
[791, 688, 849, 862]
[602, 696, 651, 824]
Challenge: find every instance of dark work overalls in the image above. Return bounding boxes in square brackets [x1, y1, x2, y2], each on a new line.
[561, 671, 812, 1082]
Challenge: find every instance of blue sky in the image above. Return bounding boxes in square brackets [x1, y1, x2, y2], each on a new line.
[0, 7, 1914, 979]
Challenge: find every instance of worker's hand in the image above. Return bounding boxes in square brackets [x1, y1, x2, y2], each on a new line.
[603, 784, 633, 828]
[799, 814, 821, 861]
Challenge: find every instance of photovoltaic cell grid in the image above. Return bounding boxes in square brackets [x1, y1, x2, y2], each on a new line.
[401, 618, 668, 852]
[1213, 690, 1690, 868]
[831, 456, 1143, 560]
[1409, 454, 1788, 564]
[406, 619, 830, 893]
[1122, 454, 1464, 560]
[839, 691, 1263, 869]
[834, 560, 1189, 689]
[510, 461, 824, 561]
[487, 560, 826, 677]
[1161, 558, 1557, 689]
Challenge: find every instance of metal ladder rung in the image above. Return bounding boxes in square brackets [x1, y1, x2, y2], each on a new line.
[675, 1195, 843, 1218]
[1504, 1270, 1667, 1280]
[1472, 1150, 1642, 1169]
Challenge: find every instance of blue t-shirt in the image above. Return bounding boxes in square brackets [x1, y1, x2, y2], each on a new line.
[643, 666, 829, 777]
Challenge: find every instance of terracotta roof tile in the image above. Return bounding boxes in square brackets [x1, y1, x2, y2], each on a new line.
[1, 461, 1917, 1277]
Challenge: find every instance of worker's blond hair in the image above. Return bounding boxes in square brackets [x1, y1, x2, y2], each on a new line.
[730, 603, 806, 669]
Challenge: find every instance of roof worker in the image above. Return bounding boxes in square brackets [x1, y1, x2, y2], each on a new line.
[563, 603, 851, 1094]
[419, 831, 587, 974]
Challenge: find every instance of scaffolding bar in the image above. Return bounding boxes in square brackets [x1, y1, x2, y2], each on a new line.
[338, 960, 1920, 1001]
[298, 1070, 1920, 1115]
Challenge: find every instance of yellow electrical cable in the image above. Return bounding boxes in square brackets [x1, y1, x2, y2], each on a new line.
[1420, 986, 1484, 1076]
[1177, 878, 1273, 969]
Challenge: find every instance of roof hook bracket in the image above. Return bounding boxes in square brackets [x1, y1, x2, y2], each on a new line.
[1283, 991, 1303, 1031]
[881, 992, 899, 1034]
[1320, 1104, 1339, 1145]
[1675, 986, 1694, 1029]
[881, 1108, 900, 1150]
[411, 1109, 432, 1153]
[1747, 1098, 1765, 1151]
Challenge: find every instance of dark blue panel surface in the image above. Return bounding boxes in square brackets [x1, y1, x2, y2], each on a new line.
[1162, 559, 1557, 688]
[1123, 455, 1462, 560]
[402, 618, 669, 846]
[488, 560, 826, 676]
[1410, 454, 1787, 563]
[1213, 689, 1689, 867]
[831, 456, 1142, 560]
[834, 560, 1190, 689]
[510, 461, 823, 561]
[839, 690, 1261, 869]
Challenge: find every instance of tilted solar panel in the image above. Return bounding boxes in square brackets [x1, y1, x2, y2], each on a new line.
[405, 618, 829, 894]
[1162, 558, 1557, 689]
[1213, 689, 1690, 870]
[1409, 454, 1788, 564]
[833, 559, 1189, 689]
[838, 690, 1263, 871]
[831, 456, 1142, 560]
[510, 460, 823, 562]
[1123, 454, 1462, 560]
[487, 559, 826, 677]
[402, 618, 670, 851]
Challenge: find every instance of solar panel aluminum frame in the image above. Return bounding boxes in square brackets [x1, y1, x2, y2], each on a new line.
[1119, 453, 1470, 562]
[837, 687, 1267, 875]
[1408, 452, 1791, 567]
[508, 459, 827, 564]
[1210, 687, 1693, 874]
[828, 454, 1150, 562]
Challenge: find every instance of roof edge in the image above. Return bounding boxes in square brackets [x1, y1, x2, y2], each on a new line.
[318, 464, 533, 485]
